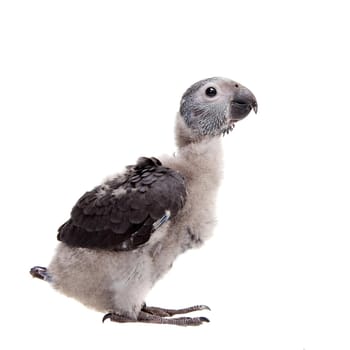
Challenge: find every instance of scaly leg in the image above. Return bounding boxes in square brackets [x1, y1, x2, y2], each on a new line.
[142, 303, 210, 317]
[103, 311, 209, 326]
[103, 303, 210, 326]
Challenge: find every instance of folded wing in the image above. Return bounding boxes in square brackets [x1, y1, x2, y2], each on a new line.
[57, 157, 187, 251]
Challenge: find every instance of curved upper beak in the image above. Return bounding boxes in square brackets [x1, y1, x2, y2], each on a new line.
[231, 86, 258, 119]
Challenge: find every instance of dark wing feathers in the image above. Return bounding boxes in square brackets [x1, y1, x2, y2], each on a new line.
[129, 209, 148, 224]
[57, 157, 187, 251]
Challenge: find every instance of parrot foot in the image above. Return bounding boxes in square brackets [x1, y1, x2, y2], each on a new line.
[30, 266, 51, 282]
[141, 303, 211, 317]
[103, 311, 209, 326]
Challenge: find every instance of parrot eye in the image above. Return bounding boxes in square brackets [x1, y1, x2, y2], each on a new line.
[205, 87, 217, 97]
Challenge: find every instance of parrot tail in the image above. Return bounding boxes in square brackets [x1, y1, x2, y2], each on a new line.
[30, 266, 52, 282]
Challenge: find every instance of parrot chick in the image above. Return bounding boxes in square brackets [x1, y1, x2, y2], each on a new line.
[30, 77, 257, 326]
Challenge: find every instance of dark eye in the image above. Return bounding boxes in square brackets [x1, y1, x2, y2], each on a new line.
[205, 87, 217, 97]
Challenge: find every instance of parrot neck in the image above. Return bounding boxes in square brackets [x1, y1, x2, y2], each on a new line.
[159, 112, 224, 190]
[174, 113, 223, 178]
[174, 113, 212, 148]
[176, 136, 223, 183]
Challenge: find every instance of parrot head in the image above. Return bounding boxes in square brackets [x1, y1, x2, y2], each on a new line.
[179, 77, 257, 137]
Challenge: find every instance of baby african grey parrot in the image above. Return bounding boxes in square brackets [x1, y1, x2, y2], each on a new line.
[30, 77, 257, 326]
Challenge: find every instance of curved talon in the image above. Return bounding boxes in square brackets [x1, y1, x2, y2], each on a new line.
[199, 317, 210, 323]
[102, 313, 136, 323]
[197, 305, 211, 311]
[102, 313, 112, 323]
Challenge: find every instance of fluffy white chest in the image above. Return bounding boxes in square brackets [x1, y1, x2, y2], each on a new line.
[161, 137, 223, 248]
[49, 138, 223, 318]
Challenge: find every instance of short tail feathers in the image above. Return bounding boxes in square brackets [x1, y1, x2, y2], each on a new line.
[30, 266, 52, 282]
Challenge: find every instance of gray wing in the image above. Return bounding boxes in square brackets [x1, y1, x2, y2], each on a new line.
[57, 157, 187, 251]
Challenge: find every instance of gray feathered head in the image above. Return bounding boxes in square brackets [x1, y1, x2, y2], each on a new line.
[180, 77, 257, 137]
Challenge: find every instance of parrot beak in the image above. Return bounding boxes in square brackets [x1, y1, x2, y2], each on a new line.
[230, 87, 258, 120]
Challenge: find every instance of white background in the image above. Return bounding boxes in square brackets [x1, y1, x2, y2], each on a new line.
[1, 1, 349, 349]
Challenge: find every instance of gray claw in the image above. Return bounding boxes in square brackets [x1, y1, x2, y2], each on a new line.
[102, 313, 112, 323]
[198, 305, 211, 311]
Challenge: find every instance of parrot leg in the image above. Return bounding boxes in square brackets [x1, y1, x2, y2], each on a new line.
[141, 303, 210, 317]
[102, 311, 209, 326]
